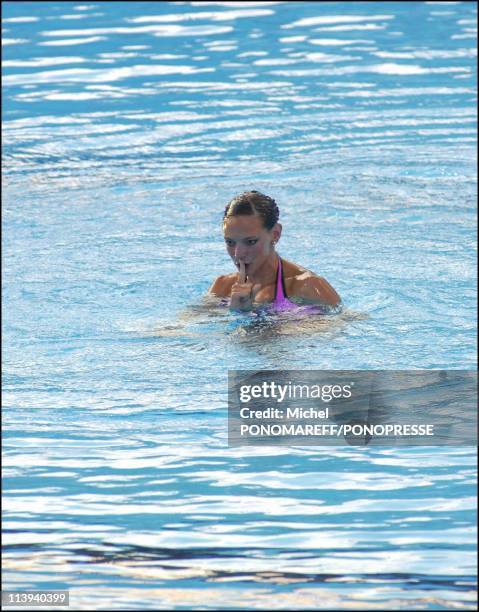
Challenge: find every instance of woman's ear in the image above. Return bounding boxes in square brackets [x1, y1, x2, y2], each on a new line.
[272, 223, 282, 243]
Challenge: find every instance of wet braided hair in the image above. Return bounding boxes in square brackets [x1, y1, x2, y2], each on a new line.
[223, 190, 280, 230]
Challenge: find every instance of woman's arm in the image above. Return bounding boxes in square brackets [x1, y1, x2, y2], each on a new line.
[208, 274, 234, 298]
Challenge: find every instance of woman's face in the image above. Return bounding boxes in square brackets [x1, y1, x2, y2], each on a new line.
[223, 214, 279, 278]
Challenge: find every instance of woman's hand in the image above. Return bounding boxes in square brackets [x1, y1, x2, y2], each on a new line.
[230, 261, 258, 311]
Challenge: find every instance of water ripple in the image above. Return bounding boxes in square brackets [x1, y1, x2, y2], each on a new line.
[2, 1, 477, 609]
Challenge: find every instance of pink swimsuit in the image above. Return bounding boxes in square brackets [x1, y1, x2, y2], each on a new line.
[271, 257, 298, 311]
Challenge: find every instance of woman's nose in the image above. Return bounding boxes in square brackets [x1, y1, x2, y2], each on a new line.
[234, 245, 246, 259]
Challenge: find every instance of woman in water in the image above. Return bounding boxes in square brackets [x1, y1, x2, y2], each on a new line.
[209, 191, 341, 312]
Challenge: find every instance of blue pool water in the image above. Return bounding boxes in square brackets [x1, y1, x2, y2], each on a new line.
[2, 1, 477, 609]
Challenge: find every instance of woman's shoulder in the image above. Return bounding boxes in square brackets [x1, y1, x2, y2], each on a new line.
[282, 258, 341, 307]
[208, 272, 237, 298]
[281, 257, 316, 283]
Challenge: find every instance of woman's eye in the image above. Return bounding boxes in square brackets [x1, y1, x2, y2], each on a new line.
[225, 240, 234, 246]
[247, 240, 258, 246]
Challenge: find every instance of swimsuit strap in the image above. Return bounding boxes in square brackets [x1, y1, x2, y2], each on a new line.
[271, 256, 299, 310]
[273, 257, 289, 301]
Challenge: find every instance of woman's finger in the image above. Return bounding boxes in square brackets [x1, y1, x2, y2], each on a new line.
[239, 260, 246, 283]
